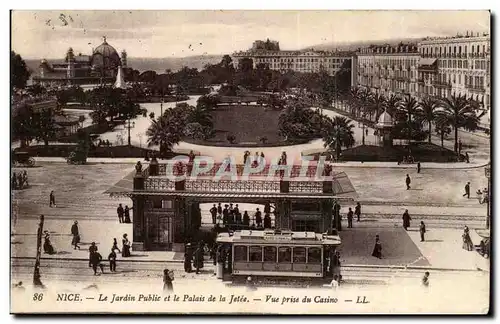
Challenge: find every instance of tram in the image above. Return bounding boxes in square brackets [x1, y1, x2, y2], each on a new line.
[216, 229, 341, 285]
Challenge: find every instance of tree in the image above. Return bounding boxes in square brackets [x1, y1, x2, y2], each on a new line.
[32, 108, 58, 147]
[184, 122, 205, 140]
[398, 95, 420, 142]
[11, 51, 31, 91]
[385, 94, 401, 118]
[12, 103, 36, 147]
[434, 112, 452, 148]
[438, 94, 481, 153]
[370, 93, 387, 122]
[418, 96, 439, 143]
[146, 105, 190, 155]
[323, 116, 356, 161]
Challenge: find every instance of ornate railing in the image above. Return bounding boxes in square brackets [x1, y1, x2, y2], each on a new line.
[144, 178, 176, 191]
[153, 163, 321, 178]
[185, 179, 281, 192]
[289, 181, 323, 193]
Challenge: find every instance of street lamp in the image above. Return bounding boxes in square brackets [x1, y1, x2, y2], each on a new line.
[125, 118, 136, 146]
[160, 96, 164, 117]
[485, 164, 491, 229]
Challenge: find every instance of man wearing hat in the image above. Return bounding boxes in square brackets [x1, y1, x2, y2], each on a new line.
[88, 242, 98, 267]
[70, 221, 80, 250]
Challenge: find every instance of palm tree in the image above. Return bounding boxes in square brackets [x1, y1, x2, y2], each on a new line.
[357, 88, 372, 119]
[434, 112, 452, 148]
[398, 95, 420, 142]
[370, 93, 387, 122]
[385, 94, 401, 117]
[323, 116, 356, 161]
[438, 94, 481, 153]
[348, 87, 361, 115]
[146, 106, 189, 156]
[188, 105, 213, 128]
[418, 96, 439, 143]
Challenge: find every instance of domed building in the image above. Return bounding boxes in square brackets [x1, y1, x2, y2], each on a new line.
[375, 110, 394, 147]
[34, 37, 128, 87]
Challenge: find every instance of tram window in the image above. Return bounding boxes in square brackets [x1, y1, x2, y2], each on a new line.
[249, 246, 263, 262]
[234, 246, 248, 262]
[308, 247, 322, 264]
[293, 247, 306, 263]
[264, 246, 277, 262]
[278, 247, 291, 263]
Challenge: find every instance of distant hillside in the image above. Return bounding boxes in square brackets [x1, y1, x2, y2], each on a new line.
[25, 55, 223, 75]
[304, 37, 425, 52]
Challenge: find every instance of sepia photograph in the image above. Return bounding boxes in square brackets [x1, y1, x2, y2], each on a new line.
[9, 9, 491, 314]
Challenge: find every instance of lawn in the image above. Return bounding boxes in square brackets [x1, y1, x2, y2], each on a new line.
[341, 143, 460, 162]
[185, 104, 287, 146]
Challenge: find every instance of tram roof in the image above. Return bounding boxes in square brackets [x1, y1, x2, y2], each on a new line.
[216, 230, 341, 246]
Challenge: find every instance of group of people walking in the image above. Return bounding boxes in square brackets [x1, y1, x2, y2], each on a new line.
[12, 170, 28, 190]
[332, 201, 362, 230]
[210, 203, 274, 230]
[69, 220, 131, 275]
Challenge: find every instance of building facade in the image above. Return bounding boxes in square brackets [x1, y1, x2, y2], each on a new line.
[355, 33, 490, 111]
[232, 46, 354, 77]
[418, 32, 490, 110]
[356, 43, 420, 98]
[33, 37, 128, 87]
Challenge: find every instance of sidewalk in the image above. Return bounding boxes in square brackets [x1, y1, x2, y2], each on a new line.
[11, 219, 181, 263]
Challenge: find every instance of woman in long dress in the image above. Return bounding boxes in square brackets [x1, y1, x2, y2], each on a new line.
[163, 269, 174, 292]
[372, 235, 382, 259]
[462, 226, 474, 251]
[122, 234, 131, 257]
[402, 210, 411, 230]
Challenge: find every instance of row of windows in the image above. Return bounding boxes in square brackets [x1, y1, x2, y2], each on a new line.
[438, 59, 488, 70]
[254, 58, 346, 63]
[359, 58, 418, 67]
[421, 43, 488, 56]
[234, 245, 322, 264]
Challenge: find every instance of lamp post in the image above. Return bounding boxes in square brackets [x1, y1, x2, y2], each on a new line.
[160, 96, 164, 117]
[485, 164, 491, 229]
[125, 118, 135, 147]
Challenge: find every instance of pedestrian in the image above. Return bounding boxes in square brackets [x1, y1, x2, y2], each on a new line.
[246, 276, 257, 291]
[163, 269, 174, 292]
[88, 242, 98, 267]
[255, 208, 262, 228]
[402, 209, 411, 230]
[22, 171, 28, 187]
[371, 235, 382, 259]
[122, 234, 131, 257]
[90, 250, 104, 275]
[210, 204, 217, 225]
[417, 162, 421, 173]
[184, 243, 193, 273]
[355, 202, 361, 222]
[217, 203, 222, 220]
[108, 249, 117, 272]
[347, 208, 354, 228]
[243, 211, 250, 227]
[117, 204, 124, 223]
[234, 204, 240, 216]
[194, 243, 204, 274]
[263, 213, 271, 229]
[405, 174, 411, 190]
[43, 232, 56, 255]
[463, 182, 470, 199]
[422, 272, 430, 287]
[419, 221, 426, 242]
[124, 205, 132, 223]
[112, 238, 121, 253]
[71, 221, 80, 250]
[462, 226, 474, 251]
[222, 205, 229, 226]
[49, 191, 56, 207]
[465, 152, 470, 163]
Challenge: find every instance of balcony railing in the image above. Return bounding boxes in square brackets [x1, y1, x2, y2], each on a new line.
[432, 81, 452, 88]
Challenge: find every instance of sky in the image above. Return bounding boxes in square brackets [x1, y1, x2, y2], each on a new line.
[11, 10, 490, 59]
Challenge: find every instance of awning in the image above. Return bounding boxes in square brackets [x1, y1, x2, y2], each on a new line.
[418, 58, 437, 66]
